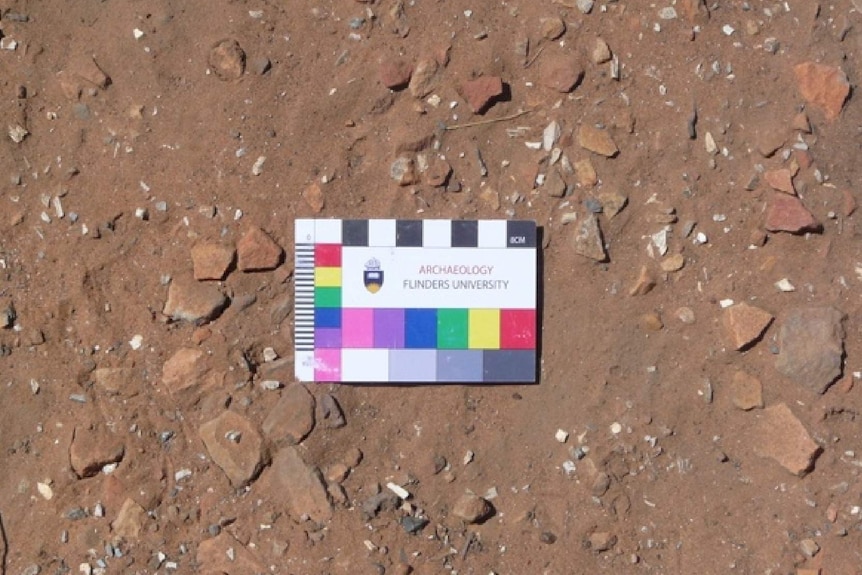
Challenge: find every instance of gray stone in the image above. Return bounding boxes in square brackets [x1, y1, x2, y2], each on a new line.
[775, 306, 845, 394]
[572, 213, 608, 261]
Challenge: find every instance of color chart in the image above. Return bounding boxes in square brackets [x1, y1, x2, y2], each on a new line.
[294, 219, 537, 383]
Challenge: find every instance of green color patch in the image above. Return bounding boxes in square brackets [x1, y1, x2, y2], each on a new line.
[315, 287, 341, 308]
[437, 308, 468, 349]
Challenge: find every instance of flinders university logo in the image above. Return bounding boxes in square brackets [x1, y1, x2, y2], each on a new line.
[363, 258, 384, 293]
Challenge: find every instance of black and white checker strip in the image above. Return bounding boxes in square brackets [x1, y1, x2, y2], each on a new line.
[336, 219, 537, 248]
[293, 243, 315, 351]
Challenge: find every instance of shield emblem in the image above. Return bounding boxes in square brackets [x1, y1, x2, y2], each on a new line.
[364, 270, 384, 293]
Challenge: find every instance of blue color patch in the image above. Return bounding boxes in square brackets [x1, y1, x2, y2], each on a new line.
[314, 306, 342, 328]
[405, 308, 437, 348]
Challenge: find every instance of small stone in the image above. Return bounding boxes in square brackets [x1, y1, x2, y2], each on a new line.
[588, 532, 617, 553]
[265, 447, 332, 523]
[732, 371, 764, 410]
[639, 312, 663, 332]
[756, 127, 786, 157]
[764, 169, 796, 195]
[660, 254, 685, 272]
[543, 168, 567, 198]
[163, 275, 228, 323]
[628, 265, 655, 296]
[303, 182, 325, 213]
[540, 56, 584, 93]
[409, 58, 439, 98]
[111, 498, 147, 541]
[70, 426, 124, 478]
[319, 393, 346, 428]
[424, 156, 452, 187]
[161, 347, 225, 396]
[209, 39, 246, 80]
[572, 214, 607, 262]
[842, 189, 857, 217]
[401, 515, 429, 535]
[598, 191, 627, 218]
[555, 429, 569, 443]
[540, 17, 566, 40]
[574, 159, 597, 188]
[237, 226, 284, 271]
[262, 383, 316, 445]
[722, 302, 773, 350]
[199, 411, 269, 487]
[764, 194, 821, 234]
[578, 125, 618, 157]
[197, 531, 266, 574]
[576, 0, 594, 14]
[794, 62, 850, 121]
[191, 243, 236, 281]
[379, 58, 412, 90]
[591, 38, 612, 64]
[250, 56, 272, 75]
[799, 539, 820, 558]
[591, 472, 611, 497]
[675, 307, 696, 324]
[390, 156, 418, 186]
[775, 306, 846, 394]
[753, 403, 821, 476]
[452, 492, 492, 524]
[461, 76, 503, 114]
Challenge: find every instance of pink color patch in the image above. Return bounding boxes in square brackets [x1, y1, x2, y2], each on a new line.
[342, 308, 374, 348]
[314, 349, 341, 381]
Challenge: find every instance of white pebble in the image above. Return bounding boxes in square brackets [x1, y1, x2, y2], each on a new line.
[133, 28, 145, 40]
[775, 278, 795, 292]
[562, 460, 577, 474]
[386, 482, 410, 499]
[251, 156, 266, 176]
[719, 299, 735, 308]
[555, 429, 569, 443]
[260, 380, 283, 391]
[129, 334, 143, 350]
[174, 469, 192, 482]
[37, 482, 54, 500]
[610, 422, 622, 434]
[722, 24, 735, 35]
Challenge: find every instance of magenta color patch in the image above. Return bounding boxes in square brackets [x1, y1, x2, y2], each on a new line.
[342, 308, 374, 348]
[374, 308, 405, 348]
[314, 349, 341, 381]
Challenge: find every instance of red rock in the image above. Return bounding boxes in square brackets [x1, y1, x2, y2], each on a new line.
[69, 425, 125, 478]
[764, 194, 821, 234]
[262, 383, 316, 445]
[378, 58, 412, 90]
[302, 182, 325, 213]
[111, 498, 147, 541]
[461, 76, 503, 114]
[209, 39, 246, 81]
[754, 403, 821, 476]
[199, 410, 269, 487]
[578, 125, 618, 157]
[237, 226, 284, 271]
[794, 62, 850, 121]
[191, 242, 236, 281]
[264, 447, 332, 523]
[540, 56, 584, 93]
[197, 531, 266, 574]
[764, 168, 795, 195]
[162, 347, 226, 396]
[452, 492, 492, 524]
[163, 275, 228, 323]
[722, 302, 773, 350]
[424, 156, 452, 187]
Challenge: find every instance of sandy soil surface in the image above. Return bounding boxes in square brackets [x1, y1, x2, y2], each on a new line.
[2, 1, 862, 574]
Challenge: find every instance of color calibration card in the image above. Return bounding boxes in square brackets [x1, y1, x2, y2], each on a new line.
[294, 219, 537, 383]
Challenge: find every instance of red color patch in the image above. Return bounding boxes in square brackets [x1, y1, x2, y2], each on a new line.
[315, 244, 341, 267]
[500, 309, 536, 349]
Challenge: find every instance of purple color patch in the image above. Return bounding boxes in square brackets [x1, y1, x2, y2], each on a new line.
[315, 328, 342, 349]
[374, 308, 405, 348]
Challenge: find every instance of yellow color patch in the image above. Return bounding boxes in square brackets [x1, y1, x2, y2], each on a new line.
[315, 267, 342, 287]
[468, 308, 500, 349]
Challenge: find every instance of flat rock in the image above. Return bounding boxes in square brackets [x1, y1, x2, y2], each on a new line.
[199, 411, 269, 487]
[70, 425, 125, 478]
[775, 306, 846, 394]
[262, 383, 316, 445]
[209, 39, 246, 80]
[302, 182, 325, 213]
[722, 302, 773, 350]
[756, 127, 787, 157]
[540, 56, 584, 93]
[266, 447, 332, 523]
[764, 194, 821, 234]
[461, 76, 503, 114]
[591, 38, 612, 64]
[237, 226, 284, 271]
[753, 403, 821, 476]
[319, 393, 347, 428]
[408, 57, 439, 98]
[540, 17, 566, 40]
[732, 371, 764, 410]
[452, 492, 492, 524]
[111, 498, 147, 541]
[92, 367, 137, 395]
[588, 531, 617, 553]
[794, 62, 850, 121]
[764, 169, 795, 195]
[572, 213, 607, 261]
[379, 58, 412, 90]
[542, 168, 567, 198]
[191, 242, 236, 281]
[598, 190, 627, 218]
[163, 275, 228, 323]
[578, 125, 618, 157]
[197, 531, 266, 574]
[162, 347, 225, 396]
[660, 253, 685, 272]
[574, 158, 597, 187]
